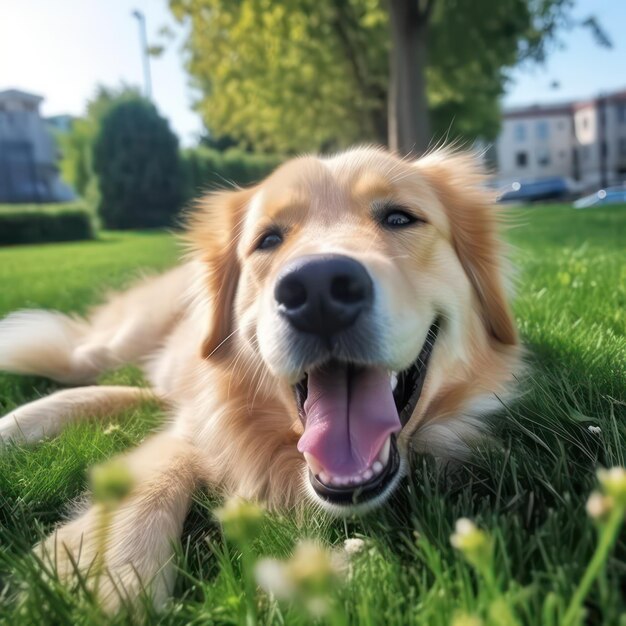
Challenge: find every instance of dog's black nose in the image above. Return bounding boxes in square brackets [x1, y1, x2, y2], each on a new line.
[274, 254, 373, 337]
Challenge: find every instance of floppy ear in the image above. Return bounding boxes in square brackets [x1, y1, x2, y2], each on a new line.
[415, 150, 518, 346]
[185, 187, 255, 359]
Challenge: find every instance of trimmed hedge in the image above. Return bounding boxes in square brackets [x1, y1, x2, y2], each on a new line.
[0, 203, 95, 245]
[181, 147, 283, 201]
[94, 98, 182, 229]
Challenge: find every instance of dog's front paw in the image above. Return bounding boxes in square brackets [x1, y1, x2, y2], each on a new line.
[0, 411, 22, 445]
[37, 501, 177, 612]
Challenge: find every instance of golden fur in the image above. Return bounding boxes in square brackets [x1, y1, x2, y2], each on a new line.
[0, 147, 521, 609]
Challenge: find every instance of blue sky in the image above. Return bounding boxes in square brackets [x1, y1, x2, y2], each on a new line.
[504, 0, 626, 107]
[1, 0, 624, 145]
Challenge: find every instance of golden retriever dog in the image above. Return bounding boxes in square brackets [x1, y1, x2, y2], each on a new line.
[0, 147, 521, 609]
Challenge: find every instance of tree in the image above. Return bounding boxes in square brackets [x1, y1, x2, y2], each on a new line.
[93, 98, 182, 229]
[387, 0, 610, 152]
[58, 85, 141, 203]
[170, 0, 388, 152]
[170, 0, 608, 154]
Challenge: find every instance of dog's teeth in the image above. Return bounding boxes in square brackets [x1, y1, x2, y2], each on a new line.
[379, 437, 391, 466]
[372, 461, 384, 474]
[319, 471, 330, 485]
[304, 452, 323, 476]
[363, 469, 373, 480]
[390, 372, 398, 391]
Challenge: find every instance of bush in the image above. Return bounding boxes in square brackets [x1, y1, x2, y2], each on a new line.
[181, 147, 283, 202]
[0, 204, 94, 245]
[94, 98, 182, 229]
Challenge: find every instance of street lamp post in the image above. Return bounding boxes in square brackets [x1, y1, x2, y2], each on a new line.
[132, 9, 152, 100]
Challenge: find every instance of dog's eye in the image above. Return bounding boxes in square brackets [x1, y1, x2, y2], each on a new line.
[382, 209, 419, 229]
[257, 231, 283, 251]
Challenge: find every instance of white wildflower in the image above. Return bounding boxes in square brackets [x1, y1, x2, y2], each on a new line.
[103, 423, 121, 435]
[597, 467, 626, 504]
[343, 538, 366, 556]
[255, 558, 295, 600]
[586, 491, 614, 521]
[255, 540, 344, 616]
[450, 518, 492, 568]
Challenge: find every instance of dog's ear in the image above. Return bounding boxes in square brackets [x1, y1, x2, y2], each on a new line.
[186, 187, 255, 359]
[415, 151, 518, 346]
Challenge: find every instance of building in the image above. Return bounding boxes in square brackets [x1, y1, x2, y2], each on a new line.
[46, 114, 75, 134]
[0, 89, 75, 203]
[496, 89, 626, 190]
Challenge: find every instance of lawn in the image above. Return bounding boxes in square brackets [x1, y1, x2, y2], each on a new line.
[0, 206, 625, 625]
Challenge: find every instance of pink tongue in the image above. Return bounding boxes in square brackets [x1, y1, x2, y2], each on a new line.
[297, 364, 401, 475]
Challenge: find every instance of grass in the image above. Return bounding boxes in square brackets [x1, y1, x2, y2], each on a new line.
[0, 205, 625, 624]
[0, 202, 90, 214]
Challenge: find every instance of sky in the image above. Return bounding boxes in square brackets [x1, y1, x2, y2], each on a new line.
[1, 0, 625, 146]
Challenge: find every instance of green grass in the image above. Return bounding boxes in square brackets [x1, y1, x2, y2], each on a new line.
[0, 206, 625, 624]
[0, 202, 90, 214]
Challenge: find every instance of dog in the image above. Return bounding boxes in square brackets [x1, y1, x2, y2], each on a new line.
[0, 147, 521, 609]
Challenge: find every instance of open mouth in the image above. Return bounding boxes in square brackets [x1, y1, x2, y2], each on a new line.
[295, 320, 439, 508]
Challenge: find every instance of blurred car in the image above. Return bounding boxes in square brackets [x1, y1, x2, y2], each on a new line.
[497, 177, 574, 203]
[573, 186, 626, 209]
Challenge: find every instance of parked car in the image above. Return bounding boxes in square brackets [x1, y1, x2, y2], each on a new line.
[573, 186, 626, 208]
[497, 177, 574, 203]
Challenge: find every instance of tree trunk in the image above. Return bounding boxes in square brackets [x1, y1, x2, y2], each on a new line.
[388, 0, 431, 155]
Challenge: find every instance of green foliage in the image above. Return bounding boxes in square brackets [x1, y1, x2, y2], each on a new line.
[171, 0, 389, 152]
[0, 203, 94, 245]
[0, 206, 625, 623]
[180, 147, 283, 201]
[94, 98, 182, 229]
[58, 86, 141, 205]
[169, 0, 580, 151]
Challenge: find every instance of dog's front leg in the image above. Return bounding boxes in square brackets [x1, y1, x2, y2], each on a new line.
[37, 431, 200, 612]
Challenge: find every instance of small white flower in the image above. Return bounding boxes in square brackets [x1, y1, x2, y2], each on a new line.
[586, 491, 614, 520]
[587, 425, 602, 436]
[215, 496, 264, 542]
[343, 538, 365, 556]
[597, 467, 626, 503]
[450, 518, 491, 567]
[452, 518, 477, 541]
[255, 558, 295, 600]
[255, 540, 343, 606]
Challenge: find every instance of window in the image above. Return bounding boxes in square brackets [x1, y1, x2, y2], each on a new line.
[516, 151, 528, 167]
[581, 146, 591, 162]
[618, 104, 626, 124]
[536, 121, 549, 140]
[619, 138, 626, 157]
[537, 148, 550, 167]
[514, 123, 526, 142]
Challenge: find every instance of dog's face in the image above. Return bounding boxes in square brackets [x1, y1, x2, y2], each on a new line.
[193, 147, 517, 514]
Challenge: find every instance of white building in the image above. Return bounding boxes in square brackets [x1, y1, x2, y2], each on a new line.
[496, 89, 626, 190]
[0, 89, 74, 202]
